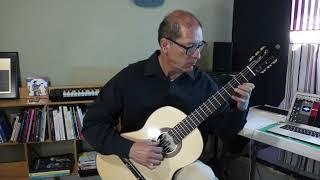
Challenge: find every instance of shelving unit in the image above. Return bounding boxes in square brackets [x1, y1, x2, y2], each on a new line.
[0, 86, 99, 179]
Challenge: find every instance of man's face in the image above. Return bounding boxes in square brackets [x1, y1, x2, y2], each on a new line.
[167, 25, 204, 73]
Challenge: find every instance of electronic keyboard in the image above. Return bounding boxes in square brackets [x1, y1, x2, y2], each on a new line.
[49, 87, 101, 102]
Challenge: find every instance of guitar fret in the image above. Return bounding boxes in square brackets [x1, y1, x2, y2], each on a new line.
[177, 125, 187, 137]
[189, 115, 198, 127]
[168, 131, 179, 144]
[228, 82, 234, 88]
[184, 119, 194, 131]
[194, 109, 204, 122]
[240, 72, 248, 81]
[207, 99, 217, 110]
[234, 78, 240, 85]
[179, 123, 189, 136]
[199, 107, 208, 117]
[173, 128, 183, 140]
[217, 91, 226, 101]
[203, 103, 212, 113]
[246, 66, 256, 76]
[182, 121, 191, 135]
[222, 87, 231, 97]
[213, 96, 221, 105]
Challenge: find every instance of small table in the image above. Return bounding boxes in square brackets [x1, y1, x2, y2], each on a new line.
[238, 107, 320, 178]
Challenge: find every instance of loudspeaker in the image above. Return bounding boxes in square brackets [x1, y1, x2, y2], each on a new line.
[212, 42, 233, 72]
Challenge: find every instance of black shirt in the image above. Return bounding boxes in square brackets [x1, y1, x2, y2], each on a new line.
[82, 50, 247, 158]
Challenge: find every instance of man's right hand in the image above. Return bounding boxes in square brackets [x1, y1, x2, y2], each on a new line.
[129, 140, 164, 170]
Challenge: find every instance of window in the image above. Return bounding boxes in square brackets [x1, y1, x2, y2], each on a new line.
[290, 0, 320, 43]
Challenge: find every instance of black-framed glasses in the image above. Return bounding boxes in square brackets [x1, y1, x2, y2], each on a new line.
[166, 38, 207, 56]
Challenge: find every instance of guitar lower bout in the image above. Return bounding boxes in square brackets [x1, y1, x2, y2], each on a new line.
[96, 106, 204, 180]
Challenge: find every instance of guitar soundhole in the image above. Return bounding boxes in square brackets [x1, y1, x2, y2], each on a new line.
[158, 132, 179, 156]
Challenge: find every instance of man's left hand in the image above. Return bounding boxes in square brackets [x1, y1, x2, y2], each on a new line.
[231, 83, 255, 111]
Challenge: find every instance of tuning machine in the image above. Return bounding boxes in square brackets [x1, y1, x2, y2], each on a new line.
[272, 59, 278, 64]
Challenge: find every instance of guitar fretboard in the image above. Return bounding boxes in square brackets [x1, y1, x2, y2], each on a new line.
[167, 63, 260, 144]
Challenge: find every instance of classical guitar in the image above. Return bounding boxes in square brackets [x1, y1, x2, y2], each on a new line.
[96, 45, 280, 180]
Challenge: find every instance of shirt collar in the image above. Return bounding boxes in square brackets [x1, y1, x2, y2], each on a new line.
[144, 50, 195, 81]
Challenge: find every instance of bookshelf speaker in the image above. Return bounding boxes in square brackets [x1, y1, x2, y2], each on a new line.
[212, 42, 233, 72]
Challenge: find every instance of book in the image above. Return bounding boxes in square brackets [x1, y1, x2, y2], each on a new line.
[0, 112, 12, 142]
[78, 151, 97, 177]
[10, 115, 19, 142]
[39, 109, 47, 142]
[29, 170, 70, 179]
[48, 108, 56, 141]
[78, 151, 97, 166]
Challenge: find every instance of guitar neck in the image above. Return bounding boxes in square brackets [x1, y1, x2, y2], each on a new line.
[168, 67, 256, 144]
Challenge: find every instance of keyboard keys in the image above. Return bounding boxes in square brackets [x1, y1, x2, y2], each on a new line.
[49, 88, 101, 102]
[280, 124, 320, 137]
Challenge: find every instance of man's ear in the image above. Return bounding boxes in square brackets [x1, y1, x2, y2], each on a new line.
[160, 38, 170, 53]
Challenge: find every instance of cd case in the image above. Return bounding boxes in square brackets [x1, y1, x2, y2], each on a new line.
[30, 153, 74, 173]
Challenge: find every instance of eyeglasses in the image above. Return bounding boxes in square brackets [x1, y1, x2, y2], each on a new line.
[166, 38, 207, 56]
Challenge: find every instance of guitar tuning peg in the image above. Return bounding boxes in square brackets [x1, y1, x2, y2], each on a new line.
[272, 59, 278, 64]
[260, 46, 266, 50]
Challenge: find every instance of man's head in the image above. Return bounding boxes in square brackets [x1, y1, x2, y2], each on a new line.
[158, 10, 202, 44]
[158, 10, 207, 75]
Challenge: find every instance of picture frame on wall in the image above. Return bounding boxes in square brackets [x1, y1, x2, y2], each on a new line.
[0, 52, 20, 99]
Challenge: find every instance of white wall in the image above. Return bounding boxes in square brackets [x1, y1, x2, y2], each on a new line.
[0, 0, 234, 86]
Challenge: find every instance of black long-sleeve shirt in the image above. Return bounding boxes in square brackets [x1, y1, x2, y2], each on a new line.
[82, 50, 248, 158]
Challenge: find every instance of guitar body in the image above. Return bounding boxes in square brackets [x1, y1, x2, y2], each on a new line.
[96, 106, 204, 180]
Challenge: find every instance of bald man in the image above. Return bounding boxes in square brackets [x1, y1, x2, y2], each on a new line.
[83, 10, 254, 180]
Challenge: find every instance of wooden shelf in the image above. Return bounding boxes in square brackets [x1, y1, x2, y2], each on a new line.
[0, 161, 29, 179]
[0, 85, 100, 178]
[0, 98, 94, 108]
[47, 100, 94, 105]
[0, 142, 20, 146]
[0, 99, 48, 108]
[0, 139, 87, 146]
[0, 85, 99, 108]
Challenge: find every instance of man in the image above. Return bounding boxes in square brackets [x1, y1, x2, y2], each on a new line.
[82, 10, 255, 180]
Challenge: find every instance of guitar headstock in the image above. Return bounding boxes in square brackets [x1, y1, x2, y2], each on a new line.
[248, 44, 280, 75]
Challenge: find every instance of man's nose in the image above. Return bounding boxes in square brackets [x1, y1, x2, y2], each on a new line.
[190, 48, 201, 59]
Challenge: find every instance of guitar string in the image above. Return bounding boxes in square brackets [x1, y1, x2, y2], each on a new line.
[159, 69, 252, 152]
[159, 76, 243, 152]
[170, 67, 253, 140]
[160, 69, 252, 150]
[183, 51, 269, 136]
[160, 65, 264, 152]
[159, 67, 255, 151]
[159, 50, 271, 151]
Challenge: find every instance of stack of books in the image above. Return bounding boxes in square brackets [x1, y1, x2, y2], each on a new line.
[48, 105, 86, 141]
[8, 108, 47, 143]
[0, 112, 12, 143]
[29, 154, 74, 179]
[78, 151, 98, 177]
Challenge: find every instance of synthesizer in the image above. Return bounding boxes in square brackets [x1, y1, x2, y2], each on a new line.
[49, 86, 101, 102]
